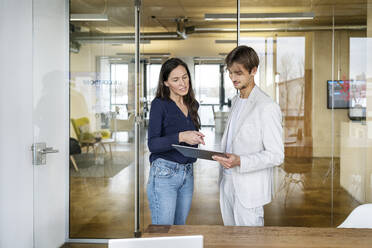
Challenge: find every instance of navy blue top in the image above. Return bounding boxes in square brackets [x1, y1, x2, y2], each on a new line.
[148, 97, 198, 164]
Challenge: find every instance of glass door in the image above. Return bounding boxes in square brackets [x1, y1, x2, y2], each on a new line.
[69, 0, 139, 239]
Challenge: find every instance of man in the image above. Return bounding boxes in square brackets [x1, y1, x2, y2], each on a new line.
[212, 45, 284, 226]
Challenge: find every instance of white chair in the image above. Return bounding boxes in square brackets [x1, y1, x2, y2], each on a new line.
[110, 113, 135, 132]
[109, 235, 203, 248]
[110, 113, 135, 141]
[338, 204, 372, 228]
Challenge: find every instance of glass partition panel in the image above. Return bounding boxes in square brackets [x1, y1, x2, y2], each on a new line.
[336, 1, 370, 228]
[69, 0, 136, 239]
[141, 0, 237, 228]
[238, 0, 368, 227]
[67, 1, 372, 238]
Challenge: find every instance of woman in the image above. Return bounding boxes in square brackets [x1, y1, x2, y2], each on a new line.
[147, 58, 205, 225]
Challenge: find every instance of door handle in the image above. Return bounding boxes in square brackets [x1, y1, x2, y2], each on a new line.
[41, 147, 59, 154]
[31, 142, 59, 165]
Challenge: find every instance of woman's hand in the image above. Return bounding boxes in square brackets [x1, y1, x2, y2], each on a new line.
[179, 131, 205, 145]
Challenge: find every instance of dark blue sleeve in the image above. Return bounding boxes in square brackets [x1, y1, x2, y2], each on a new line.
[148, 99, 179, 153]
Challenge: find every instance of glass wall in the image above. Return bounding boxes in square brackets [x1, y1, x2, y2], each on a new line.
[239, 0, 370, 227]
[336, 1, 371, 226]
[140, 0, 237, 228]
[68, 0, 372, 242]
[69, 0, 136, 239]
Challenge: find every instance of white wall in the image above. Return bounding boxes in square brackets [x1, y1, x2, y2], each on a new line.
[0, 1, 35, 247]
[0, 0, 68, 247]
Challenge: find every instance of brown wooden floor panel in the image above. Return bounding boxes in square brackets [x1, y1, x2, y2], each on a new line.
[68, 129, 359, 240]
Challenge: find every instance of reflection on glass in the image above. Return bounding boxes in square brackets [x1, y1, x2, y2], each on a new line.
[339, 36, 371, 211]
[276, 37, 305, 149]
[69, 54, 135, 238]
[349, 38, 367, 120]
[69, 0, 136, 239]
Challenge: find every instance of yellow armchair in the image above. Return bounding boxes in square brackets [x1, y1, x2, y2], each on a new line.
[70, 117, 111, 153]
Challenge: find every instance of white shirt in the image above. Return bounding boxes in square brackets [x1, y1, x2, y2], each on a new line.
[224, 97, 249, 174]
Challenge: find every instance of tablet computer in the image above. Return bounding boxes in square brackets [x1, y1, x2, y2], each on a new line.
[172, 144, 227, 161]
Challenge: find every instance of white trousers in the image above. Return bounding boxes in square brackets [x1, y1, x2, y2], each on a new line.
[220, 174, 264, 226]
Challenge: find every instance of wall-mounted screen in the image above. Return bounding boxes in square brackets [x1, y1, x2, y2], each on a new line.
[327, 80, 349, 109]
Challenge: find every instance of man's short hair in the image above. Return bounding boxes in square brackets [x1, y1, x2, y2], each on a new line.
[225, 45, 259, 73]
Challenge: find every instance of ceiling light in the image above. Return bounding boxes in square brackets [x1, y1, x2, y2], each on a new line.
[109, 58, 123, 61]
[215, 40, 237, 44]
[194, 57, 224, 61]
[143, 53, 171, 56]
[70, 14, 108, 21]
[73, 38, 151, 44]
[205, 12, 314, 21]
[215, 39, 272, 44]
[116, 52, 171, 56]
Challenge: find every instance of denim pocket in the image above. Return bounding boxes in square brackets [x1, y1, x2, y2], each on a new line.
[154, 161, 176, 178]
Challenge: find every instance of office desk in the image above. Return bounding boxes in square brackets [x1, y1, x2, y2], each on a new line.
[143, 225, 372, 248]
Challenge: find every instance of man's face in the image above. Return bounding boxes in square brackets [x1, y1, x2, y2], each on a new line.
[227, 62, 257, 90]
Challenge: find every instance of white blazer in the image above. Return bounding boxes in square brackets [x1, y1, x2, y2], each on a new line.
[220, 85, 284, 208]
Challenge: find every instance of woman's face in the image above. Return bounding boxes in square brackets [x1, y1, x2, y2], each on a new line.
[164, 65, 190, 98]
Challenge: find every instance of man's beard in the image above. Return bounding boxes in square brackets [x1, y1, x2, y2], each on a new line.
[239, 84, 247, 90]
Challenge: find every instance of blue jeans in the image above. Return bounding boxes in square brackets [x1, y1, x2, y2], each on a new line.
[147, 158, 194, 225]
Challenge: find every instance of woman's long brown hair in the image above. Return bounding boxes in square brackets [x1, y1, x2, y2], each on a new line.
[155, 58, 201, 130]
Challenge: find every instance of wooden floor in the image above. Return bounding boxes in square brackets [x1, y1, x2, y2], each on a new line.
[68, 128, 360, 243]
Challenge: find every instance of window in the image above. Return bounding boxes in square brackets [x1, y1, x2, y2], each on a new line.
[195, 64, 220, 126]
[146, 64, 162, 102]
[110, 63, 129, 118]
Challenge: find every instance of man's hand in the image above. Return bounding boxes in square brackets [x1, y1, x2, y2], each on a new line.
[212, 153, 240, 169]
